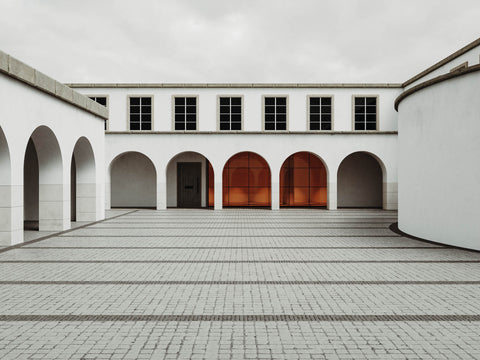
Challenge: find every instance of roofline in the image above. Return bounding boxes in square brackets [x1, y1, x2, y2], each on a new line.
[0, 51, 108, 120]
[395, 64, 480, 111]
[66, 82, 403, 89]
[402, 37, 480, 87]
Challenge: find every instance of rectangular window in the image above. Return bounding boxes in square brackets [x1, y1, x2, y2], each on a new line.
[89, 96, 108, 130]
[354, 96, 377, 131]
[264, 96, 287, 130]
[219, 96, 242, 130]
[309, 96, 332, 130]
[174, 96, 197, 130]
[129, 96, 152, 131]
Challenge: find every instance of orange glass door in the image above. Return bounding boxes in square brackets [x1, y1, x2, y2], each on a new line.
[280, 152, 327, 207]
[223, 152, 271, 207]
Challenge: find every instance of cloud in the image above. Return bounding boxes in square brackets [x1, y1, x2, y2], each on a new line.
[0, 0, 479, 83]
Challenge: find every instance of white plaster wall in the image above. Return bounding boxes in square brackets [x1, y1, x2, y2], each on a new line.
[405, 45, 480, 89]
[166, 152, 208, 207]
[110, 152, 156, 208]
[75, 87, 401, 132]
[0, 73, 105, 244]
[105, 132, 398, 211]
[398, 71, 480, 250]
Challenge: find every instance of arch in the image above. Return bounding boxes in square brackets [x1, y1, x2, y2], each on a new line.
[71, 137, 96, 221]
[0, 126, 12, 244]
[24, 126, 63, 231]
[110, 152, 157, 208]
[280, 151, 327, 207]
[223, 151, 271, 207]
[337, 151, 383, 208]
[165, 151, 213, 208]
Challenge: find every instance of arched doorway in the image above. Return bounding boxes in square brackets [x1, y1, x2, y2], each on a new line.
[280, 152, 327, 207]
[24, 126, 63, 231]
[337, 152, 383, 208]
[0, 126, 12, 244]
[223, 152, 271, 207]
[166, 151, 213, 208]
[71, 137, 96, 221]
[110, 152, 156, 208]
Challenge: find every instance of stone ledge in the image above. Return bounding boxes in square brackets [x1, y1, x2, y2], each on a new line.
[105, 130, 399, 135]
[66, 82, 403, 89]
[0, 50, 107, 120]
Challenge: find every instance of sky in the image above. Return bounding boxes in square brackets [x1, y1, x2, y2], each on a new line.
[0, 0, 479, 84]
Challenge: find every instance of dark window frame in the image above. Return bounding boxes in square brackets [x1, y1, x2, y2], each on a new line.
[308, 95, 333, 131]
[128, 95, 153, 131]
[353, 95, 378, 131]
[263, 95, 288, 131]
[173, 96, 198, 131]
[218, 95, 243, 131]
[88, 95, 109, 130]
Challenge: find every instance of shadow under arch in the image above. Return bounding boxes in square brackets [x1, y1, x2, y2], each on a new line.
[223, 151, 271, 207]
[337, 151, 385, 208]
[110, 151, 157, 209]
[166, 151, 214, 208]
[71, 137, 96, 221]
[24, 125, 63, 231]
[280, 151, 328, 207]
[0, 126, 12, 244]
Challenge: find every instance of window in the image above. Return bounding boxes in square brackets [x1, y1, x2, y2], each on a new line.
[219, 96, 242, 130]
[354, 96, 377, 131]
[128, 96, 152, 131]
[309, 96, 332, 130]
[264, 96, 287, 130]
[174, 96, 197, 130]
[89, 96, 108, 130]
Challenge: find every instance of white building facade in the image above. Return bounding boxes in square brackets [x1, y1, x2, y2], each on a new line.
[69, 84, 401, 213]
[1, 38, 479, 250]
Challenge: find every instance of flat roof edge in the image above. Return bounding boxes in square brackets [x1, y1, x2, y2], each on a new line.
[105, 131, 398, 135]
[395, 64, 480, 111]
[65, 83, 403, 89]
[402, 37, 480, 87]
[0, 50, 108, 120]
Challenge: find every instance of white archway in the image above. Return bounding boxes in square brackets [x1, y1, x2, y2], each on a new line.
[337, 151, 384, 208]
[222, 151, 271, 207]
[166, 151, 213, 208]
[110, 152, 157, 208]
[279, 151, 328, 207]
[71, 137, 96, 221]
[24, 126, 64, 231]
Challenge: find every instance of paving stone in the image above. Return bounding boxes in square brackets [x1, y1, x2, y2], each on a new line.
[0, 209, 479, 359]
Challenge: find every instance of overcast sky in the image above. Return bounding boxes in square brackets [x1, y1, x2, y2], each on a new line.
[0, 0, 479, 83]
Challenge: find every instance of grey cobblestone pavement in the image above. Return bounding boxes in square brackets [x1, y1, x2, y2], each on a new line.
[1, 209, 480, 359]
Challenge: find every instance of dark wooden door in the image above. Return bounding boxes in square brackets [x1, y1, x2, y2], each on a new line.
[177, 162, 202, 207]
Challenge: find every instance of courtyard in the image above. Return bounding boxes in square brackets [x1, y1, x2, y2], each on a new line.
[0, 209, 479, 359]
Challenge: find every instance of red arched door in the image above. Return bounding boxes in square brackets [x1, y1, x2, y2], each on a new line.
[223, 152, 271, 207]
[280, 152, 327, 207]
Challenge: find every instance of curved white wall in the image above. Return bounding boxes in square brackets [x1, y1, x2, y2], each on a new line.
[398, 71, 480, 250]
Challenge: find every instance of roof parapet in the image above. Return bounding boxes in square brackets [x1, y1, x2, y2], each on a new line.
[66, 82, 402, 89]
[0, 50, 108, 120]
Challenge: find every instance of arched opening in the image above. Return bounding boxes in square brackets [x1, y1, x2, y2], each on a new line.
[223, 152, 271, 207]
[0, 126, 12, 245]
[280, 152, 327, 207]
[166, 151, 213, 208]
[24, 126, 63, 231]
[71, 137, 96, 221]
[337, 152, 383, 208]
[110, 152, 156, 208]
